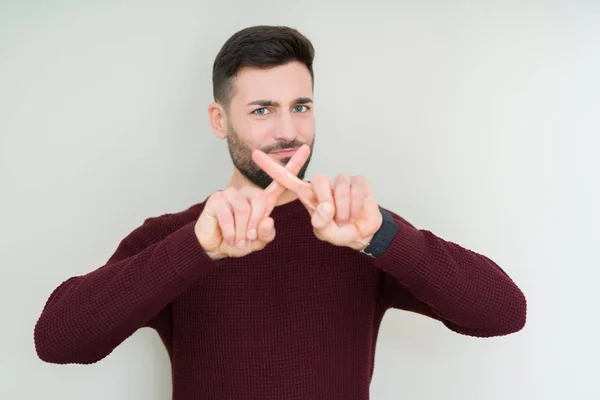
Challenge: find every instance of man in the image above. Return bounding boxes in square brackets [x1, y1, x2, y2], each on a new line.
[34, 25, 527, 399]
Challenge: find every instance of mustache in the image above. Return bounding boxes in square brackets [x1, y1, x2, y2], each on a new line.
[262, 140, 307, 153]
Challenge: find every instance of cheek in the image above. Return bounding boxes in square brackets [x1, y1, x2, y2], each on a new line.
[295, 116, 315, 138]
[245, 121, 276, 146]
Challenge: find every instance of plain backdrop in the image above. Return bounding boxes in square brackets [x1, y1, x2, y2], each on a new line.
[1, 0, 599, 399]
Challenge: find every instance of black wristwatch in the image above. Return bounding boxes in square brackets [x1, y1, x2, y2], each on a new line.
[359, 207, 399, 259]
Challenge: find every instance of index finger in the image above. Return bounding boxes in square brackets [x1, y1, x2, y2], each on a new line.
[256, 144, 313, 214]
[253, 145, 317, 210]
[253, 145, 313, 193]
[262, 144, 311, 197]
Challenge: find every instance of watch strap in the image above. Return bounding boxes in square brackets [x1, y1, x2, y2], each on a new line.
[359, 207, 399, 259]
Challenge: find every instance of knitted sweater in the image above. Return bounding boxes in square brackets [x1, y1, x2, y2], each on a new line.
[34, 198, 526, 399]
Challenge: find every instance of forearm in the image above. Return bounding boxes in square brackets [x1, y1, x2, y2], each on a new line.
[374, 216, 527, 337]
[34, 222, 217, 364]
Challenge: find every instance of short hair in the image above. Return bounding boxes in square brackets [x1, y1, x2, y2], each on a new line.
[212, 25, 315, 107]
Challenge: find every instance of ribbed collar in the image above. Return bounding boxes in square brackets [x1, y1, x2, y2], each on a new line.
[193, 196, 307, 220]
[269, 198, 307, 219]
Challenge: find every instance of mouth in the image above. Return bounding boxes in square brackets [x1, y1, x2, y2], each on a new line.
[270, 148, 298, 158]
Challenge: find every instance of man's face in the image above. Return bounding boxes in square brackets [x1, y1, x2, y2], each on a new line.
[223, 61, 315, 189]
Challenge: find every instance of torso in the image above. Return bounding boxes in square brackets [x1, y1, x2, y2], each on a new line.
[164, 210, 387, 399]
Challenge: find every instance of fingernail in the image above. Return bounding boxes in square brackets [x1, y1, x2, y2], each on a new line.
[247, 229, 257, 240]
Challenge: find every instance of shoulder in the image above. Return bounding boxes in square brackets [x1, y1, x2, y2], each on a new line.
[143, 200, 207, 237]
[119, 200, 207, 248]
[106, 199, 209, 263]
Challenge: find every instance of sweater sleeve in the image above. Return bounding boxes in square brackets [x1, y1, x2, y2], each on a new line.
[373, 210, 527, 338]
[34, 218, 219, 364]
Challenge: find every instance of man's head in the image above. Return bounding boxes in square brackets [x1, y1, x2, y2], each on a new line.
[208, 25, 316, 189]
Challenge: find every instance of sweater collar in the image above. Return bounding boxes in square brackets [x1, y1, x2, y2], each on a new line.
[269, 198, 307, 219]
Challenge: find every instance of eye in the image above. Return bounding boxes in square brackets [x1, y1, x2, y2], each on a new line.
[293, 105, 310, 113]
[252, 107, 270, 116]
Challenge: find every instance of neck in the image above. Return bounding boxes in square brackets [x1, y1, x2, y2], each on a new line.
[227, 169, 300, 207]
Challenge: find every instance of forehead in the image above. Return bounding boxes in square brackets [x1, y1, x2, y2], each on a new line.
[232, 61, 313, 104]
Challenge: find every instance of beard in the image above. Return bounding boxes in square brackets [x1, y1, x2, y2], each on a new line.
[226, 125, 314, 190]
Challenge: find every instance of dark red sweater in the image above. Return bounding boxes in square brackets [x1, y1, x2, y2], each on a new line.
[34, 199, 526, 399]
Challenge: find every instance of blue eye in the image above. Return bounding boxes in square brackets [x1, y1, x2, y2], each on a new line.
[294, 105, 309, 112]
[253, 107, 269, 115]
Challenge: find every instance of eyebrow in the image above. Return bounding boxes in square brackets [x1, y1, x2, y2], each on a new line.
[247, 97, 313, 107]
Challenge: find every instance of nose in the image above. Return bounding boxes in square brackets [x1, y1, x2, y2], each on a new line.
[273, 110, 297, 142]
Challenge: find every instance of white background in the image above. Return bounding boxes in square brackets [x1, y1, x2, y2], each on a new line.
[1, 1, 599, 399]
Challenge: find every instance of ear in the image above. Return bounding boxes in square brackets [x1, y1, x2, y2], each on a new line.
[208, 102, 227, 139]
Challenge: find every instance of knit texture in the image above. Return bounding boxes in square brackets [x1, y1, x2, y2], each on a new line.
[34, 198, 526, 399]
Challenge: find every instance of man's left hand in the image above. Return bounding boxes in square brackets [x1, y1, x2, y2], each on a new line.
[252, 145, 383, 250]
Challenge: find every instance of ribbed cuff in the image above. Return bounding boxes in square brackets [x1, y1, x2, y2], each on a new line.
[372, 219, 426, 279]
[164, 222, 219, 281]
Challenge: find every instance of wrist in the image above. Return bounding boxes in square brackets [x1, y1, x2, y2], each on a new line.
[350, 211, 383, 251]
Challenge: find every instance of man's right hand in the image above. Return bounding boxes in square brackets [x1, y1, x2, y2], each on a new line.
[195, 144, 311, 260]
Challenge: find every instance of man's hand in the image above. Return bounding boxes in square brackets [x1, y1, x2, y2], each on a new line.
[195, 145, 311, 259]
[252, 149, 383, 250]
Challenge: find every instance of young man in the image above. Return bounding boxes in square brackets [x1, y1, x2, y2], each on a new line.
[34, 25, 527, 399]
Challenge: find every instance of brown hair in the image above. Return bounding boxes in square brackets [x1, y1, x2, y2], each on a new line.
[212, 25, 315, 107]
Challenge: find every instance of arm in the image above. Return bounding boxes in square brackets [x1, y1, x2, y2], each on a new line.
[242, 158, 526, 337]
[34, 218, 218, 365]
[374, 211, 527, 337]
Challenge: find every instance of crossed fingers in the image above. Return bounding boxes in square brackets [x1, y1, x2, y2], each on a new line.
[253, 145, 318, 212]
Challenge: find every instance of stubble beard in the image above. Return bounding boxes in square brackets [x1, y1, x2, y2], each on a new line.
[225, 126, 314, 190]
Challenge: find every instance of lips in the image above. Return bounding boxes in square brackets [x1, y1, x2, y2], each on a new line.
[271, 148, 297, 157]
